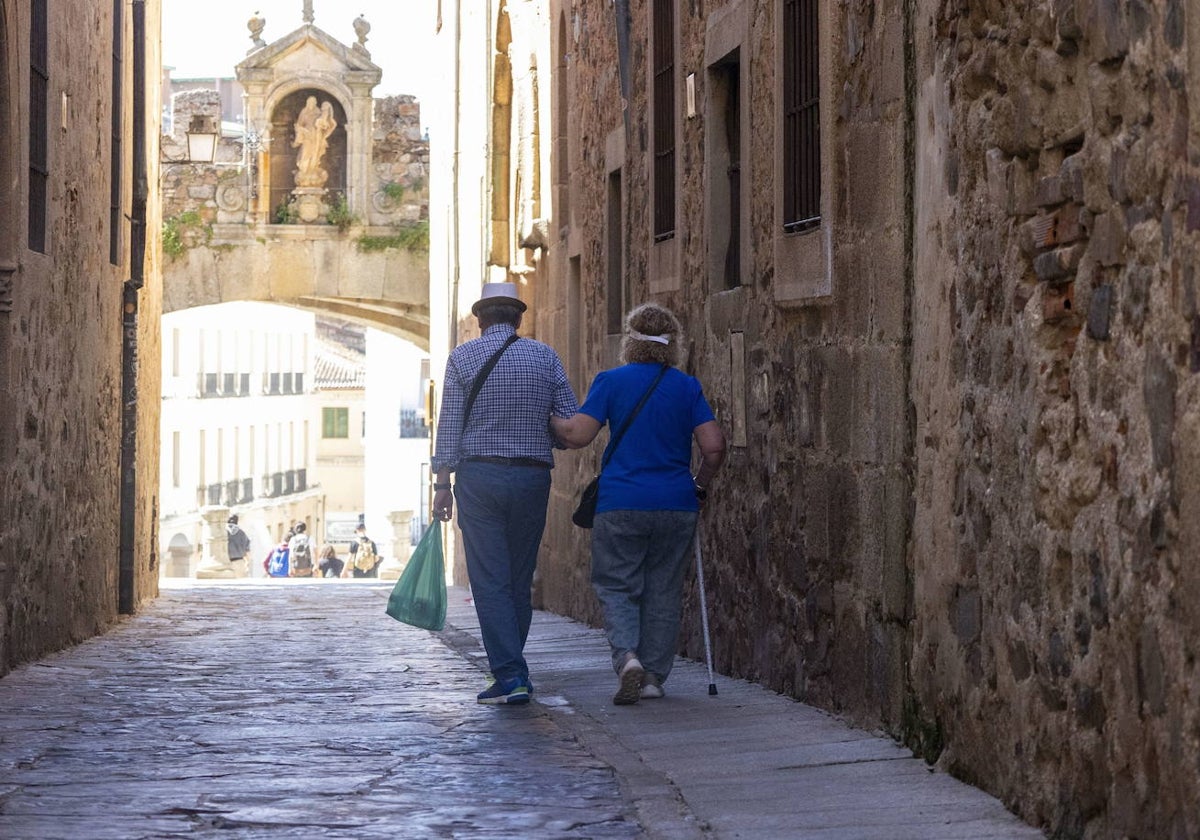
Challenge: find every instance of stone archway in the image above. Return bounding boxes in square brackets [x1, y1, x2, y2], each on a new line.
[164, 532, 194, 578]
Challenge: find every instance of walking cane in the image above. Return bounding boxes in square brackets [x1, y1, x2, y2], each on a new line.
[694, 530, 718, 696]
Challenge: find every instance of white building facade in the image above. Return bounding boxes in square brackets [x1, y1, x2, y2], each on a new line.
[159, 301, 324, 576]
[314, 327, 367, 558]
[361, 330, 433, 565]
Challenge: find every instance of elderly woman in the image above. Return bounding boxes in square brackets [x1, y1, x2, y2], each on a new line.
[552, 303, 726, 705]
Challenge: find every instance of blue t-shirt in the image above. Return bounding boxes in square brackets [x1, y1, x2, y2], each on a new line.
[579, 363, 716, 513]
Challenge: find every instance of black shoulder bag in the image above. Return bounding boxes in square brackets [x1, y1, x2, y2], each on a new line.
[462, 334, 520, 424]
[572, 364, 669, 529]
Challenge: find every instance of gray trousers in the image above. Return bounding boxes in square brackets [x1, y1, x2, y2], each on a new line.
[590, 509, 698, 681]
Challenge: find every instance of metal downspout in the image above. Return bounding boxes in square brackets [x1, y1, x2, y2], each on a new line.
[118, 0, 148, 614]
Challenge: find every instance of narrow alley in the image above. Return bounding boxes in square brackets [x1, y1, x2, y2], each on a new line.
[0, 581, 1044, 839]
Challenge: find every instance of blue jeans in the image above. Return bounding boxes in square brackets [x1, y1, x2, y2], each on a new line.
[454, 461, 551, 684]
[591, 509, 698, 681]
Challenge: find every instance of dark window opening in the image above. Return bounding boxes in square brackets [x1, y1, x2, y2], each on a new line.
[28, 0, 49, 253]
[719, 58, 741, 289]
[606, 169, 624, 334]
[109, 0, 123, 264]
[199, 372, 219, 397]
[783, 0, 820, 233]
[652, 0, 676, 241]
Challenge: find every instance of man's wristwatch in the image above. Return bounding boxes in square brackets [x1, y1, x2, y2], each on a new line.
[693, 479, 708, 501]
[433, 482, 452, 491]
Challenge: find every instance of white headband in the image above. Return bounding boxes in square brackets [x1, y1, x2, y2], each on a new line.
[628, 329, 670, 345]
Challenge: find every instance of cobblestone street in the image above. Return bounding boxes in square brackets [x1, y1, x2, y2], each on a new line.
[0, 580, 1045, 839]
[0, 582, 633, 839]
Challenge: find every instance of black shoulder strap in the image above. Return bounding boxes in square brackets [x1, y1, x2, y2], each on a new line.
[601, 364, 669, 469]
[463, 333, 520, 424]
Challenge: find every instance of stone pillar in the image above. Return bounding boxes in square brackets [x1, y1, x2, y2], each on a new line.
[377, 510, 414, 580]
[194, 506, 237, 579]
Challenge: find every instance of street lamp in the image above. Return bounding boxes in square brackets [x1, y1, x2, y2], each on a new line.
[244, 128, 265, 199]
[185, 115, 219, 163]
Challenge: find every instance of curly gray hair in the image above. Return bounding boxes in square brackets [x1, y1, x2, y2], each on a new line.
[619, 303, 682, 366]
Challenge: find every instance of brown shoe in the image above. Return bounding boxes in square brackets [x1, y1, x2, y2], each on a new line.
[613, 656, 644, 705]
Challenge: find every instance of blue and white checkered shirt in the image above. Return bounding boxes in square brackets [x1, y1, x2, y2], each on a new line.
[432, 324, 579, 472]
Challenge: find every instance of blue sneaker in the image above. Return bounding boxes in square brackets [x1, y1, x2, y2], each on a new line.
[477, 676, 530, 705]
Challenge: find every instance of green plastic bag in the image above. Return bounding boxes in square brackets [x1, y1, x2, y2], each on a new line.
[385, 523, 447, 631]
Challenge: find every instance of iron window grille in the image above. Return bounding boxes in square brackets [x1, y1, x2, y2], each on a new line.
[783, 0, 821, 233]
[28, 0, 49, 253]
[652, 0, 676, 242]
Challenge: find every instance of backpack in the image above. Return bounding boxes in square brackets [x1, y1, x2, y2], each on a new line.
[353, 537, 378, 572]
[267, 545, 289, 577]
[290, 534, 312, 571]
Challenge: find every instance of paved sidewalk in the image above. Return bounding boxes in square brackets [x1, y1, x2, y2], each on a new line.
[442, 588, 1045, 840]
[0, 580, 1045, 839]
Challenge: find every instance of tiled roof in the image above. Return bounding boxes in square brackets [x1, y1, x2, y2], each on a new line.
[314, 336, 366, 390]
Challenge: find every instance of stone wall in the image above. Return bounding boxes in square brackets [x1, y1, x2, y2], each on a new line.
[544, 0, 911, 725]
[161, 90, 429, 230]
[369, 95, 429, 226]
[0, 0, 162, 674]
[543, 0, 1200, 836]
[911, 1, 1200, 835]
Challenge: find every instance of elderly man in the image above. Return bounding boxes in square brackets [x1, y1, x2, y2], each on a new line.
[432, 282, 578, 705]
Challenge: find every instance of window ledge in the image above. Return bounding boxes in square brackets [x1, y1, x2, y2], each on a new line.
[772, 223, 832, 305]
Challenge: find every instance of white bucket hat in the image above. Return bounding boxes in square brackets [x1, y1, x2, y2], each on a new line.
[471, 282, 527, 316]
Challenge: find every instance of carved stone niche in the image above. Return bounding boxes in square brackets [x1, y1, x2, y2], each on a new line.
[236, 21, 381, 226]
[269, 89, 348, 221]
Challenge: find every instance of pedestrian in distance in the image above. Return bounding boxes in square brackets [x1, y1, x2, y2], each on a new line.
[552, 303, 727, 705]
[432, 281, 580, 705]
[265, 529, 294, 578]
[288, 522, 314, 577]
[317, 544, 345, 578]
[344, 524, 380, 577]
[226, 514, 251, 567]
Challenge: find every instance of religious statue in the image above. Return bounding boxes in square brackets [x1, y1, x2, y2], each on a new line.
[292, 96, 337, 188]
[247, 12, 266, 49]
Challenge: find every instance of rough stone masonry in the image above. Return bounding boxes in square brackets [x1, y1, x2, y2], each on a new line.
[535, 1, 1200, 837]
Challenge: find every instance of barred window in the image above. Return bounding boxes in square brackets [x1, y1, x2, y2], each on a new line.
[782, 0, 820, 232]
[652, 0, 675, 241]
[28, 0, 49, 253]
